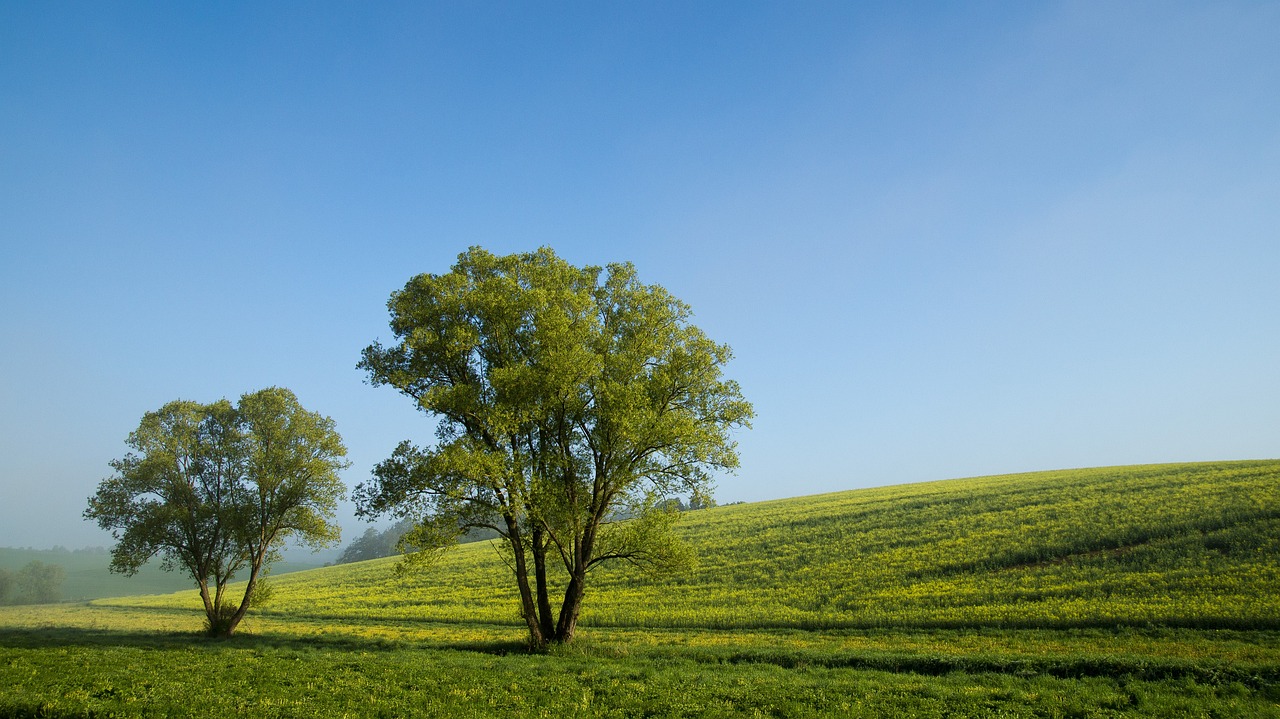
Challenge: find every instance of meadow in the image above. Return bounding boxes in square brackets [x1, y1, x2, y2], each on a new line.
[2, 461, 1277, 716]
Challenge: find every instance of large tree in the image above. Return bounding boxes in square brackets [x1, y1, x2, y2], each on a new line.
[85, 387, 347, 637]
[356, 247, 753, 648]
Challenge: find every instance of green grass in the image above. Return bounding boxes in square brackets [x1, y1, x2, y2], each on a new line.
[105, 460, 1279, 631]
[2, 461, 1278, 716]
[1, 610, 1277, 717]
[3, 635, 1275, 718]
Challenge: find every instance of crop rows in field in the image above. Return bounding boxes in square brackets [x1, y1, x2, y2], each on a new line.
[99, 461, 1280, 632]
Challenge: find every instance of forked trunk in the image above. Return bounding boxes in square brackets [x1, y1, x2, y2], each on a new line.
[531, 527, 556, 640]
[553, 572, 587, 644]
[200, 576, 238, 638]
[551, 514, 599, 644]
[505, 520, 546, 649]
[220, 568, 259, 638]
[197, 579, 230, 637]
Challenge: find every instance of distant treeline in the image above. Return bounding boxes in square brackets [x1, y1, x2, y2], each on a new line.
[3, 546, 108, 555]
[0, 561, 65, 605]
[335, 520, 412, 564]
[336, 519, 501, 564]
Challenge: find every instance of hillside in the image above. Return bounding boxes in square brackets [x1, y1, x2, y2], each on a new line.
[102, 461, 1280, 630]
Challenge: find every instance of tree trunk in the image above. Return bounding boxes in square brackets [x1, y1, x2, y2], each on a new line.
[220, 566, 258, 638]
[197, 579, 220, 634]
[553, 571, 587, 643]
[531, 526, 555, 640]
[552, 511, 600, 644]
[199, 576, 238, 638]
[504, 519, 546, 649]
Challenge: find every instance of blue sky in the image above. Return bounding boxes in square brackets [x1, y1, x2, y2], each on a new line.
[2, 2, 1278, 549]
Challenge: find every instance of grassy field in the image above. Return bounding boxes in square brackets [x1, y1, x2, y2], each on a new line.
[2, 461, 1278, 716]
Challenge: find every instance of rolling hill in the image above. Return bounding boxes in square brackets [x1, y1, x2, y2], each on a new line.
[102, 460, 1280, 631]
[7, 461, 1278, 717]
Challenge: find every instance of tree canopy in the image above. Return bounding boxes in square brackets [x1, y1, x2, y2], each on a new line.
[85, 387, 347, 636]
[356, 247, 753, 647]
[0, 561, 65, 606]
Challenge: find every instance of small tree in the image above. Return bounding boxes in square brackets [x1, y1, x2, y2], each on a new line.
[15, 561, 65, 604]
[356, 247, 752, 648]
[85, 387, 347, 637]
[339, 527, 388, 564]
[0, 568, 13, 605]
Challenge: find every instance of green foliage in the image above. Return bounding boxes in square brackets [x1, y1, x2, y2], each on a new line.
[593, 496, 696, 578]
[84, 387, 348, 636]
[0, 562, 66, 605]
[236, 388, 348, 555]
[336, 518, 502, 565]
[13, 561, 64, 605]
[356, 247, 752, 646]
[338, 522, 408, 564]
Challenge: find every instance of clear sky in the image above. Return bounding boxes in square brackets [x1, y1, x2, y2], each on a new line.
[2, 2, 1278, 549]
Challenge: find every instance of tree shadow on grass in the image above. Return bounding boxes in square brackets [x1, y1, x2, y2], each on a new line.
[0, 619, 529, 656]
[2, 624, 1277, 690]
[0, 703, 99, 719]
